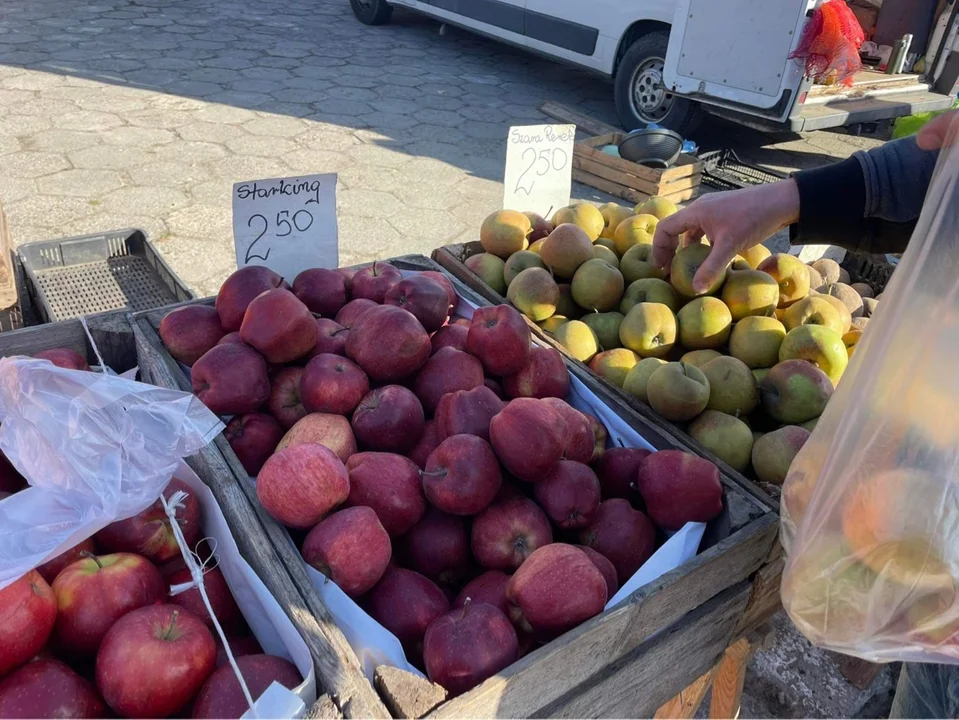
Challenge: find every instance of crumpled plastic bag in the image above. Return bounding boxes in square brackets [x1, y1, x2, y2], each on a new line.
[0, 357, 222, 587]
[789, 0, 865, 87]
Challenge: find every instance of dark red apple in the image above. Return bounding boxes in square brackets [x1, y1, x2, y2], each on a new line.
[346, 306, 431, 383]
[240, 288, 318, 364]
[53, 552, 165, 656]
[224, 413, 283, 476]
[423, 434, 501, 515]
[36, 537, 97, 585]
[385, 275, 451, 333]
[192, 343, 271, 415]
[334, 298, 377, 329]
[292, 268, 348, 316]
[471, 497, 553, 571]
[266, 367, 307, 430]
[351, 385, 425, 453]
[407, 419, 443, 469]
[33, 347, 91, 371]
[95, 604, 216, 718]
[579, 499, 656, 584]
[402, 508, 470, 587]
[454, 571, 510, 616]
[524, 212, 553, 242]
[309, 318, 350, 358]
[489, 398, 566, 482]
[636, 451, 723, 530]
[368, 568, 449, 657]
[346, 452, 425, 537]
[336, 266, 357, 292]
[413, 347, 484, 414]
[576, 545, 619, 597]
[168, 565, 244, 634]
[435, 385, 504, 442]
[217, 331, 244, 346]
[256, 444, 350, 529]
[351, 262, 402, 303]
[159, 305, 225, 366]
[466, 305, 531, 376]
[593, 448, 651, 500]
[192, 654, 301, 719]
[0, 451, 26, 494]
[533, 461, 601, 530]
[301, 353, 370, 416]
[484, 377, 504, 398]
[419, 271, 457, 310]
[216, 266, 286, 332]
[0, 570, 57, 676]
[215, 635, 263, 668]
[301, 507, 391, 597]
[0, 658, 104, 718]
[503, 347, 570, 399]
[541, 398, 593, 463]
[431, 324, 469, 355]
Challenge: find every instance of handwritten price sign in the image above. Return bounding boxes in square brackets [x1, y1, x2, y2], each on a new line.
[502, 124, 575, 219]
[232, 173, 338, 280]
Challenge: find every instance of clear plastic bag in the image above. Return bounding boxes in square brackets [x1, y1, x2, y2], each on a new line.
[0, 357, 222, 588]
[781, 119, 959, 663]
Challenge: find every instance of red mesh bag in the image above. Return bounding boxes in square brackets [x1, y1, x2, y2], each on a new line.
[789, 0, 865, 87]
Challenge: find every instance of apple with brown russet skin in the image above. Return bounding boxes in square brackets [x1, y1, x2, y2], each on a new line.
[256, 444, 350, 529]
[96, 478, 201, 564]
[506, 544, 606, 639]
[36, 537, 97, 585]
[577, 545, 619, 596]
[301, 353, 370, 416]
[385, 275, 452, 333]
[192, 654, 302, 720]
[0, 570, 57, 676]
[423, 434, 502, 515]
[368, 568, 449, 660]
[467, 305, 532, 376]
[216, 266, 287, 331]
[431, 324, 469, 354]
[407, 419, 443, 469]
[585, 413, 608, 462]
[351, 262, 402, 303]
[95, 604, 216, 718]
[424, 601, 518, 696]
[454, 570, 510, 616]
[579, 499, 656, 584]
[636, 450, 723, 530]
[347, 305, 431, 383]
[0, 658, 105, 719]
[53, 552, 165, 657]
[346, 452, 426, 536]
[402, 508, 470, 588]
[214, 635, 262, 668]
[413, 347, 485, 414]
[352, 385, 425, 453]
[533, 461, 601, 530]
[32, 347, 91, 371]
[541, 398, 593, 463]
[168, 565, 244, 634]
[224, 413, 283, 476]
[490, 398, 566, 482]
[419, 271, 457, 310]
[435, 385, 504, 442]
[240, 288, 318, 364]
[266, 367, 307, 430]
[302, 507, 391, 597]
[503, 347, 570, 399]
[593, 448, 651, 500]
[192, 343, 271, 416]
[278, 412, 356, 462]
[334, 298, 378, 329]
[293, 267, 348, 317]
[159, 305, 225, 366]
[471, 496, 553, 571]
[309, 318, 350, 358]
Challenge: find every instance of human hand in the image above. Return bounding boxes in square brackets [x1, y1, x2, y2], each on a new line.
[917, 108, 959, 150]
[652, 179, 801, 294]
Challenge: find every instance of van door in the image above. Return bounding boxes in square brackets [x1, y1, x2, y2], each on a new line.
[401, 0, 529, 51]
[662, 0, 813, 122]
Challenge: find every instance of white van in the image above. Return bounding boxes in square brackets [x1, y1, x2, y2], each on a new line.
[349, 0, 955, 133]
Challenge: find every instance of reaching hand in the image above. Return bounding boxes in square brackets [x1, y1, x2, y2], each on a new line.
[917, 108, 959, 151]
[652, 179, 801, 294]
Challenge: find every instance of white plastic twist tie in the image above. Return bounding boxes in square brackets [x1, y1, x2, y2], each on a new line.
[79, 315, 108, 375]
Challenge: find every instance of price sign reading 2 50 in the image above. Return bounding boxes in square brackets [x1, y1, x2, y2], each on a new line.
[503, 124, 575, 220]
[232, 172, 339, 280]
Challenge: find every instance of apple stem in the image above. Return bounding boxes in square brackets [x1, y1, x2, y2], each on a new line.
[80, 550, 103, 569]
[162, 609, 180, 641]
[461, 597, 471, 619]
[331, 327, 349, 337]
[420, 469, 447, 479]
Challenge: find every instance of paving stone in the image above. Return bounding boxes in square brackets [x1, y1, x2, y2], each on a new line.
[7, 194, 97, 228]
[177, 121, 248, 143]
[100, 186, 190, 216]
[128, 161, 211, 187]
[37, 169, 124, 197]
[3, 151, 70, 178]
[100, 126, 177, 147]
[243, 115, 307, 137]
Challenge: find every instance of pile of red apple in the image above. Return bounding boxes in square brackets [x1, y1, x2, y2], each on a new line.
[158, 262, 725, 696]
[0, 478, 302, 719]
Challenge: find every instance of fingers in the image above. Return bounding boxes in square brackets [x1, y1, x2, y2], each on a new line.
[653, 209, 703, 269]
[917, 109, 959, 151]
[692, 239, 737, 295]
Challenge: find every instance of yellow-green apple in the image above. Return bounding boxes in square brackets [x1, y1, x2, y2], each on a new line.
[551, 204, 605, 241]
[613, 214, 658, 255]
[760, 359, 833, 424]
[599, 203, 633, 240]
[688, 411, 753, 472]
[677, 296, 732, 350]
[620, 244, 667, 283]
[778, 325, 848, 385]
[619, 302, 676, 358]
[464, 253, 507, 295]
[481, 210, 531, 257]
[588, 348, 639, 388]
[646, 361, 710, 422]
[728, 316, 787, 369]
[751, 425, 809, 484]
[620, 278, 679, 314]
[783, 295, 845, 335]
[757, 254, 810, 307]
[721, 269, 779, 321]
[634, 196, 678, 220]
[701, 356, 759, 416]
[670, 243, 725, 298]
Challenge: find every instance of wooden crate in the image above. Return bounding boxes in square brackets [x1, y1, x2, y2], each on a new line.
[0, 311, 137, 372]
[130, 255, 783, 718]
[573, 133, 703, 204]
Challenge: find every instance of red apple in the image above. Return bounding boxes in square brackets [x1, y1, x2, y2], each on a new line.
[466, 305, 531, 376]
[524, 212, 553, 242]
[240, 288, 318, 364]
[292, 268, 348, 317]
[402, 508, 470, 587]
[454, 571, 510, 616]
[503, 347, 570, 399]
[506, 544, 606, 639]
[407, 419, 443, 469]
[336, 266, 357, 292]
[485, 377, 504, 398]
[96, 478, 201, 564]
[423, 601, 518, 696]
[266, 367, 307, 430]
[419, 271, 457, 310]
[334, 298, 377, 329]
[541, 398, 593, 463]
[351, 262, 402, 303]
[368, 568, 449, 657]
[308, 318, 349, 358]
[346, 452, 426, 536]
[471, 497, 553, 571]
[277, 413, 357, 463]
[256, 444, 350, 529]
[217, 332, 244, 346]
[159, 305, 225, 366]
[33, 347, 91, 371]
[431, 324, 469, 354]
[413, 347, 484, 414]
[95, 604, 216, 718]
[385, 275, 451, 333]
[36, 537, 97, 585]
[346, 305, 431, 383]
[301, 353, 370, 416]
[0, 570, 56, 676]
[224, 413, 283, 476]
[168, 565, 244, 634]
[192, 654, 302, 719]
[435, 385, 504, 442]
[192, 343, 271, 415]
[593, 448, 651, 500]
[577, 545, 619, 597]
[423, 434, 502, 515]
[533, 461, 601, 530]
[215, 635, 263, 668]
[489, 398, 566, 482]
[302, 507, 391, 597]
[579, 499, 656, 584]
[0, 451, 26, 494]
[0, 658, 104, 718]
[636, 451, 723, 530]
[53, 552, 165, 656]
[216, 266, 287, 331]
[352, 385, 425, 453]
[585, 413, 608, 462]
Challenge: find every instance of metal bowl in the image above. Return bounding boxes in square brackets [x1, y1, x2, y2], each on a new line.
[618, 128, 684, 168]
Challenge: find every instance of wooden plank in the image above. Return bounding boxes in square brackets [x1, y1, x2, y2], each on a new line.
[374, 666, 447, 719]
[575, 141, 702, 183]
[733, 546, 784, 638]
[538, 101, 620, 136]
[708, 637, 754, 719]
[654, 669, 715, 719]
[571, 169, 699, 205]
[573, 155, 702, 196]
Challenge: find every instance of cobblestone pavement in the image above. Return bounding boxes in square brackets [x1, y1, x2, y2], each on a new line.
[0, 0, 882, 296]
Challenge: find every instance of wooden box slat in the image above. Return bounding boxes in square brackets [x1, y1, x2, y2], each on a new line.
[0, 311, 137, 372]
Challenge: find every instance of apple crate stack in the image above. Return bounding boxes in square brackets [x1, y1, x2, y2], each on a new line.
[128, 253, 781, 719]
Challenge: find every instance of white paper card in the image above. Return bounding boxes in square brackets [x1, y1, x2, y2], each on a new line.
[789, 243, 846, 263]
[233, 174, 338, 281]
[502, 124, 575, 218]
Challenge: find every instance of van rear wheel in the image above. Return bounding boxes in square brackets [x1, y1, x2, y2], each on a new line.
[350, 0, 393, 25]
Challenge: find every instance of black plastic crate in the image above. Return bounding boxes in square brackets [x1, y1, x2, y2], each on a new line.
[18, 229, 193, 323]
[699, 149, 789, 190]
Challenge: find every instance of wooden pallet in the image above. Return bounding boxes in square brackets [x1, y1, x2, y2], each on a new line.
[130, 255, 782, 718]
